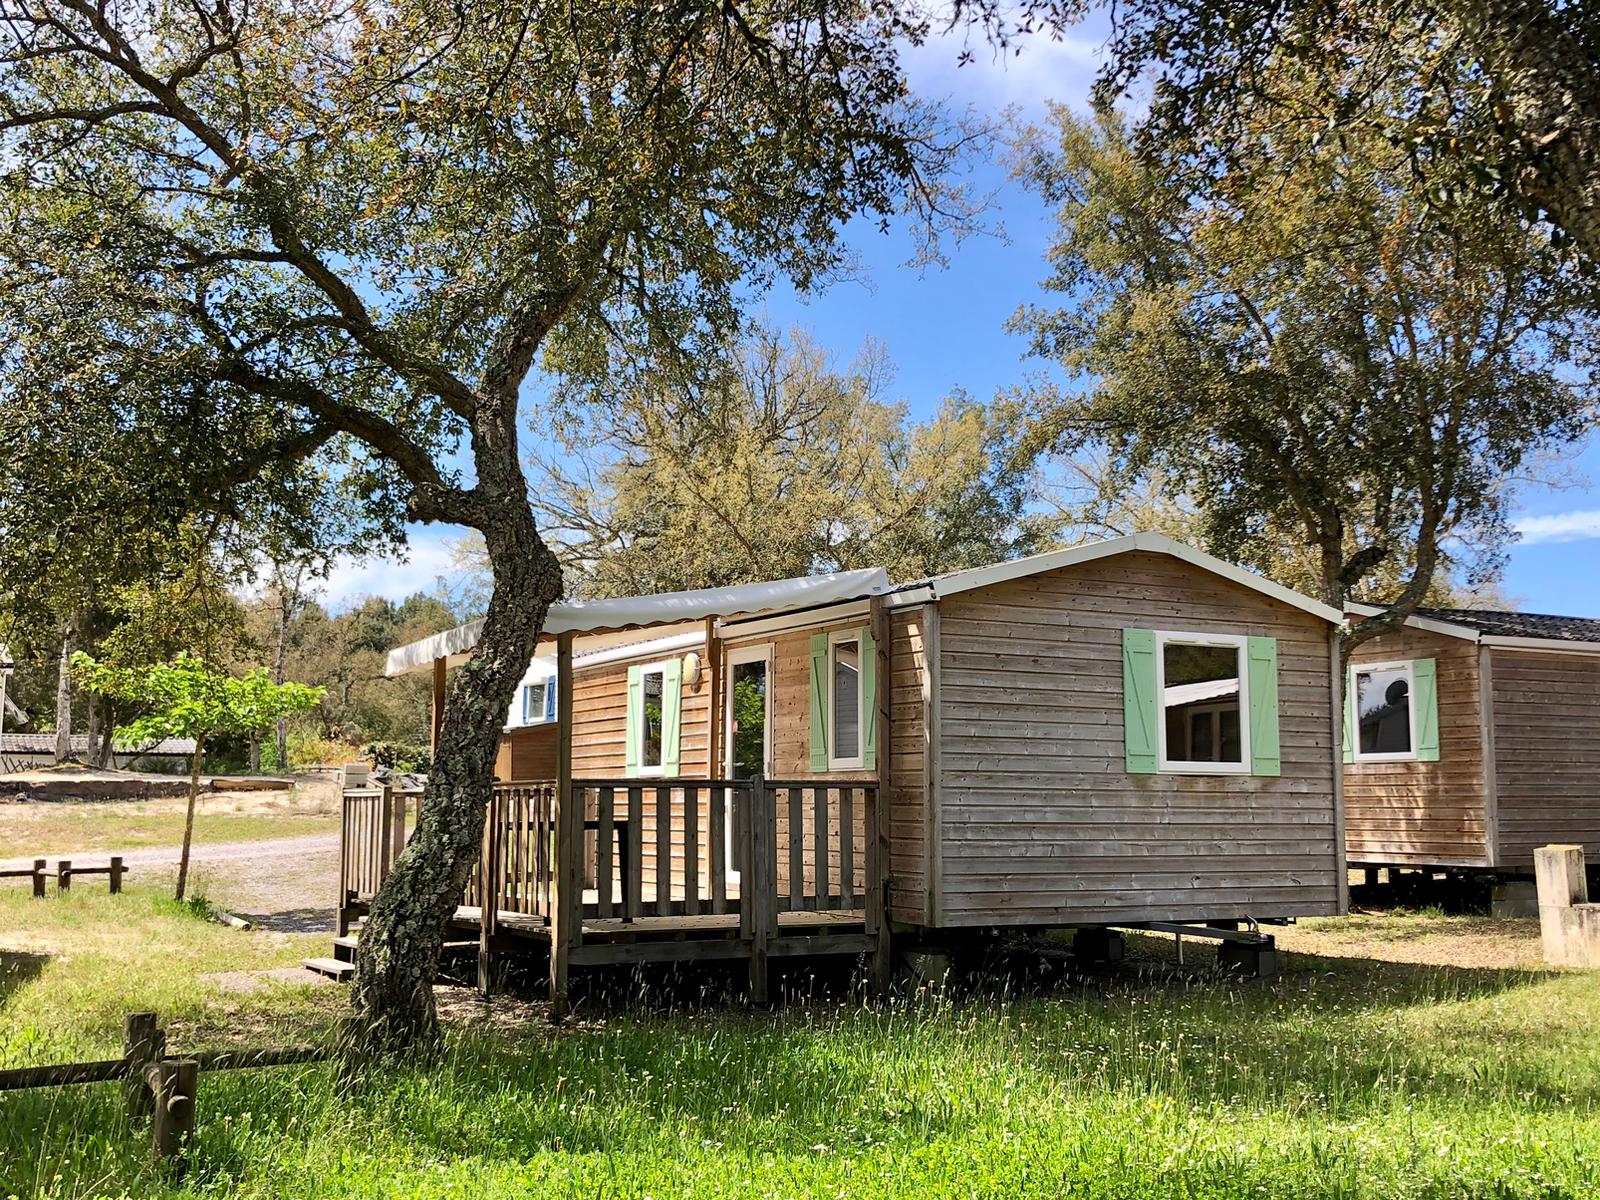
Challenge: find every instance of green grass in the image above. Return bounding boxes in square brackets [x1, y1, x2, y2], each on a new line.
[3, 891, 1599, 1199]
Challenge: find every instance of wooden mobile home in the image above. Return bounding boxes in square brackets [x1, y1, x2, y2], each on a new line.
[1343, 605, 1600, 872]
[329, 533, 1348, 999]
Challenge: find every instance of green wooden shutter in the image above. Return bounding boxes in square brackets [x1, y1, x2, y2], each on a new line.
[1122, 628, 1158, 774]
[1412, 657, 1440, 762]
[861, 626, 878, 771]
[624, 665, 643, 778]
[809, 633, 830, 770]
[1343, 667, 1356, 764]
[1246, 636, 1281, 777]
[661, 657, 683, 776]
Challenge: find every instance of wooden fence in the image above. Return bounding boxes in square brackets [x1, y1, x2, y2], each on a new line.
[0, 857, 125, 896]
[0, 1010, 330, 1177]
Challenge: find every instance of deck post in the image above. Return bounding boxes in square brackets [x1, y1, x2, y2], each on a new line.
[429, 656, 446, 759]
[335, 790, 351, 937]
[748, 775, 774, 1004]
[704, 616, 721, 777]
[868, 595, 893, 995]
[549, 631, 577, 1014]
[477, 787, 500, 996]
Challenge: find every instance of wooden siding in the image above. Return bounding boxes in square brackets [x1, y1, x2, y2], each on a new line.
[934, 551, 1341, 927]
[887, 608, 928, 924]
[1343, 628, 1490, 867]
[495, 725, 558, 782]
[1490, 649, 1600, 867]
[569, 652, 712, 778]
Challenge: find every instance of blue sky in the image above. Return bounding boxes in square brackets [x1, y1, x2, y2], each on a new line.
[322, 20, 1599, 617]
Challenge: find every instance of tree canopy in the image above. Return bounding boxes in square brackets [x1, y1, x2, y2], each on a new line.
[1012, 92, 1597, 641]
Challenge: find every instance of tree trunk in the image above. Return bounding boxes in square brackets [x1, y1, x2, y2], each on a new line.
[348, 498, 561, 1051]
[53, 629, 73, 763]
[175, 732, 206, 902]
[274, 590, 290, 769]
[97, 703, 115, 768]
[249, 737, 261, 773]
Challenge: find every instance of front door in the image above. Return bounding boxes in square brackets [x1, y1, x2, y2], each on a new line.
[725, 645, 773, 884]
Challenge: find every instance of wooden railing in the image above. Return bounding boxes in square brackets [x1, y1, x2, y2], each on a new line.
[340, 776, 878, 936]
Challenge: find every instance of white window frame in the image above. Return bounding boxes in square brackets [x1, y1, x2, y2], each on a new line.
[827, 628, 866, 772]
[635, 659, 670, 779]
[1350, 659, 1419, 763]
[520, 680, 548, 726]
[1155, 630, 1251, 776]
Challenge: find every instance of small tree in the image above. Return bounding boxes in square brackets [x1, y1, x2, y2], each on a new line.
[73, 653, 323, 901]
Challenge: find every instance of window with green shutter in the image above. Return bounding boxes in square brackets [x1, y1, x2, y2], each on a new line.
[1348, 658, 1437, 764]
[808, 628, 876, 772]
[1129, 629, 1280, 777]
[626, 659, 680, 778]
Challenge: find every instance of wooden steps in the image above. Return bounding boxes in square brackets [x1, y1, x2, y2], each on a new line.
[302, 957, 354, 981]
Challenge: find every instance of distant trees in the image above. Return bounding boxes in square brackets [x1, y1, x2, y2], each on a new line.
[528, 327, 1047, 596]
[1013, 87, 1598, 647]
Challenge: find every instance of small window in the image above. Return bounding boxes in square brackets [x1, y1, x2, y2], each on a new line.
[520, 681, 546, 725]
[1353, 662, 1415, 761]
[829, 631, 863, 769]
[1158, 632, 1250, 774]
[640, 667, 665, 773]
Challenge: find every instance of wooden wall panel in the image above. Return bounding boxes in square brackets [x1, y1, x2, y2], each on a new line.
[1343, 628, 1489, 866]
[934, 551, 1341, 927]
[1490, 649, 1600, 867]
[887, 608, 928, 924]
[495, 725, 558, 782]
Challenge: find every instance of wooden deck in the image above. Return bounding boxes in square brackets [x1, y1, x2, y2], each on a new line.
[338, 776, 889, 1002]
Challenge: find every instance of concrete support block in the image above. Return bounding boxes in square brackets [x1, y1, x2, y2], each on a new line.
[1536, 844, 1600, 968]
[1216, 937, 1279, 981]
[896, 949, 951, 989]
[1071, 928, 1125, 964]
[1491, 880, 1539, 918]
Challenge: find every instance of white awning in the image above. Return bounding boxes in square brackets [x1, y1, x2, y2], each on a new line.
[385, 567, 890, 677]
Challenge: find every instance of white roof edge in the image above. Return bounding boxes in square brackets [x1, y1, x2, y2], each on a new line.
[1481, 635, 1600, 656]
[385, 567, 889, 677]
[906, 532, 1343, 625]
[1345, 603, 1481, 643]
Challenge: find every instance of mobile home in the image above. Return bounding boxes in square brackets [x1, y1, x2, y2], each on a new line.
[334, 533, 1348, 999]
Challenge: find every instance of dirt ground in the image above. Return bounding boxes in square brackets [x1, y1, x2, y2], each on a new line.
[1276, 908, 1546, 969]
[0, 774, 343, 931]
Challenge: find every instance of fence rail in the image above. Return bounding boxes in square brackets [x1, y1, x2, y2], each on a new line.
[0, 857, 125, 896]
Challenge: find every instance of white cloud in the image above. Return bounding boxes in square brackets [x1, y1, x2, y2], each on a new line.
[903, 25, 1105, 119]
[1514, 510, 1600, 545]
[319, 526, 467, 611]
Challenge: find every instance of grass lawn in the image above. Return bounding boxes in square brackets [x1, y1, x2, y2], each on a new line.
[3, 889, 1599, 1199]
[0, 789, 341, 858]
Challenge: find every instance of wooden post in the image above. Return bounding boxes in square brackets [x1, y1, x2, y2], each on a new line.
[31, 859, 46, 899]
[123, 1011, 163, 1116]
[57, 860, 70, 893]
[703, 616, 721, 778]
[430, 655, 446, 759]
[478, 786, 500, 996]
[867, 595, 893, 995]
[146, 1057, 198, 1174]
[108, 856, 124, 894]
[748, 775, 774, 1004]
[335, 789, 351, 938]
[549, 631, 577, 1014]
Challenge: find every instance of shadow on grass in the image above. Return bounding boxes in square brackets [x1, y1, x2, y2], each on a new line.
[0, 950, 49, 1010]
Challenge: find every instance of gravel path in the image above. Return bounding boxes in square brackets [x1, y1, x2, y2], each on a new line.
[0, 831, 337, 873]
[2, 832, 341, 934]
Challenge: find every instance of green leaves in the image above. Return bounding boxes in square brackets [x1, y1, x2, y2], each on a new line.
[71, 651, 324, 746]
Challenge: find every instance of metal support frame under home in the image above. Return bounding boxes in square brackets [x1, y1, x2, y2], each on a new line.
[331, 775, 891, 1005]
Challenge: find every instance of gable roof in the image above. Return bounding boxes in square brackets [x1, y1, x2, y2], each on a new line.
[1347, 601, 1600, 653]
[882, 532, 1344, 625]
[1413, 607, 1600, 643]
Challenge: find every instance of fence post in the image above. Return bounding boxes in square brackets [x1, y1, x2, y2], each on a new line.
[109, 856, 124, 895]
[123, 1011, 164, 1116]
[57, 860, 70, 893]
[336, 789, 351, 938]
[31, 859, 46, 899]
[146, 1057, 198, 1175]
[748, 776, 774, 1005]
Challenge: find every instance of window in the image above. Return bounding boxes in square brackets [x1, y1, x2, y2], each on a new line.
[829, 631, 863, 769]
[520, 681, 546, 725]
[640, 666, 665, 774]
[1156, 632, 1250, 774]
[1353, 661, 1415, 761]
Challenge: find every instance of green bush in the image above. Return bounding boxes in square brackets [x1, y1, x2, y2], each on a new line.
[364, 740, 431, 773]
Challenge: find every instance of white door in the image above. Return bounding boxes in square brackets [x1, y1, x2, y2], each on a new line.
[724, 644, 773, 884]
